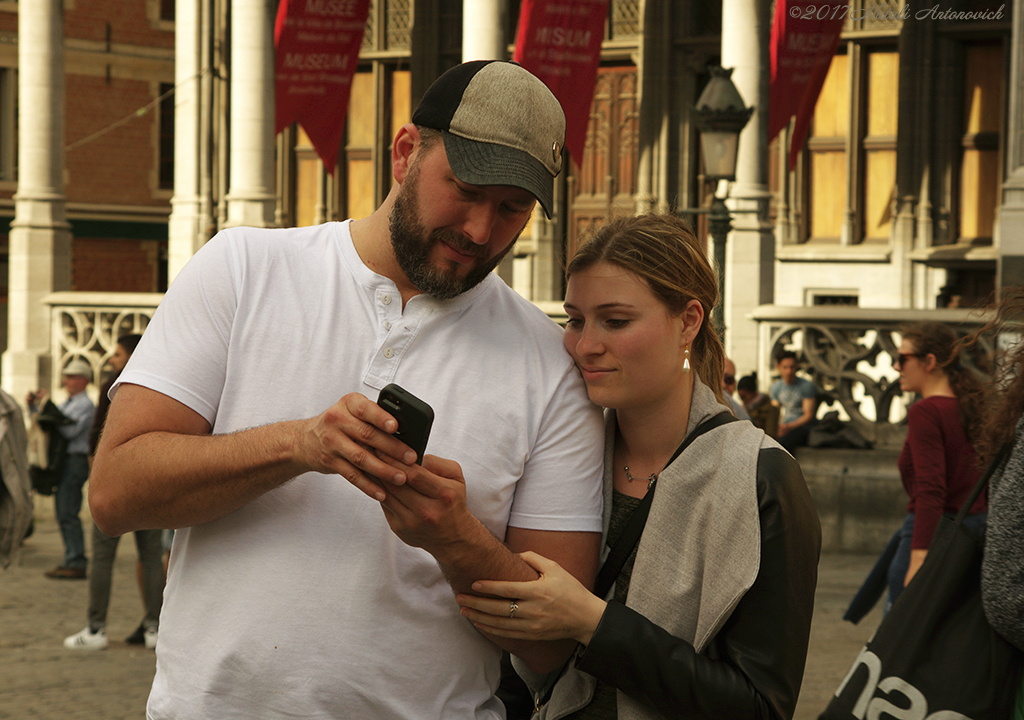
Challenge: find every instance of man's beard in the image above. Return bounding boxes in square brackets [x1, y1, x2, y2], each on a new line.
[388, 166, 517, 300]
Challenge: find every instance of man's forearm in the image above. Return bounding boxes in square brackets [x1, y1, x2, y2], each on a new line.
[90, 421, 308, 536]
[788, 412, 814, 429]
[432, 518, 579, 673]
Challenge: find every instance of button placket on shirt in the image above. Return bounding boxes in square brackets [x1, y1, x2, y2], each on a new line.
[364, 288, 430, 388]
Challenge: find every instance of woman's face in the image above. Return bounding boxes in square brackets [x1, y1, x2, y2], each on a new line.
[110, 344, 131, 373]
[897, 338, 928, 394]
[563, 261, 690, 410]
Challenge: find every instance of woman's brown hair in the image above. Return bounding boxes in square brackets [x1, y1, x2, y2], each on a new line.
[566, 213, 725, 402]
[900, 321, 985, 444]
[959, 288, 1024, 463]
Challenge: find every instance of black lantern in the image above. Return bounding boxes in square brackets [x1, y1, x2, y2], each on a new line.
[690, 66, 754, 182]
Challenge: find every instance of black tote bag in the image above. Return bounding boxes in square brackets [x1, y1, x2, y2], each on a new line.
[820, 449, 1024, 720]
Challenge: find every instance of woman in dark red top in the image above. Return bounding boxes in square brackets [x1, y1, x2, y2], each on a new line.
[890, 322, 985, 608]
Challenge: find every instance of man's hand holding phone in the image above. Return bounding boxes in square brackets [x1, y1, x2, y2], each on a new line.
[297, 392, 419, 502]
[375, 384, 433, 465]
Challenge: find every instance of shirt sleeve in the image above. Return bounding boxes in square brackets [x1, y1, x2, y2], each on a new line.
[799, 380, 817, 401]
[506, 360, 604, 533]
[906, 401, 948, 548]
[113, 231, 240, 425]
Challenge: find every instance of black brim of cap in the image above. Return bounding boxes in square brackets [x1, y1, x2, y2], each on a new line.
[442, 131, 555, 219]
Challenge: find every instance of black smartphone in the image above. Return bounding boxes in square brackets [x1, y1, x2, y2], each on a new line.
[376, 383, 434, 465]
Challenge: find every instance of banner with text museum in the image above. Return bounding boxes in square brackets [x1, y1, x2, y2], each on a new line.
[769, 0, 845, 170]
[513, 0, 609, 164]
[275, 0, 371, 174]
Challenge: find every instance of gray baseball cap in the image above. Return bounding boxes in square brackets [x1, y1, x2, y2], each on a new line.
[411, 60, 566, 218]
[62, 358, 92, 381]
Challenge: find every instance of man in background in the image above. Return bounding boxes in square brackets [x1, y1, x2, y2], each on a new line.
[64, 334, 164, 650]
[770, 350, 819, 454]
[29, 359, 95, 579]
[722, 357, 750, 421]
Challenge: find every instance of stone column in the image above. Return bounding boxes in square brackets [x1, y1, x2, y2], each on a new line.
[2, 0, 71, 400]
[462, 0, 506, 61]
[225, 0, 277, 229]
[720, 0, 774, 373]
[463, 0, 521, 288]
[997, 0, 1024, 289]
[167, 0, 209, 282]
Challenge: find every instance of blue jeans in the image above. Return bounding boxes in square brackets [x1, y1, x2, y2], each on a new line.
[887, 510, 987, 611]
[54, 453, 90, 570]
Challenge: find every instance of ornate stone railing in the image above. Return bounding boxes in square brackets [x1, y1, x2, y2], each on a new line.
[751, 306, 993, 448]
[40, 295, 992, 450]
[43, 292, 163, 397]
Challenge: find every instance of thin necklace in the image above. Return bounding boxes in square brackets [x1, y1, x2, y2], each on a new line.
[623, 465, 658, 490]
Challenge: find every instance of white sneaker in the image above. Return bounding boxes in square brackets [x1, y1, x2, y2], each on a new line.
[143, 625, 158, 650]
[64, 626, 108, 650]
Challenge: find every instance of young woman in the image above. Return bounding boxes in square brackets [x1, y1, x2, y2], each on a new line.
[457, 214, 821, 720]
[888, 322, 985, 606]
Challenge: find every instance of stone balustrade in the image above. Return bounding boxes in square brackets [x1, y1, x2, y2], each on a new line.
[42, 291, 161, 401]
[43, 293, 993, 452]
[751, 305, 993, 448]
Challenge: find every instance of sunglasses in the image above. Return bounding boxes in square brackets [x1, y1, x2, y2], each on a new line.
[723, 374, 735, 385]
[894, 353, 923, 369]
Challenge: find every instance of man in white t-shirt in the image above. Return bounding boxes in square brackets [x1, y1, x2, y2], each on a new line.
[89, 61, 604, 719]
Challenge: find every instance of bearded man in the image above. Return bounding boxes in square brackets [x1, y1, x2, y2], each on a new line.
[89, 61, 603, 719]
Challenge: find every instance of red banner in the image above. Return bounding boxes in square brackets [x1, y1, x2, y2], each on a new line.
[274, 0, 370, 174]
[769, 0, 845, 170]
[513, 0, 609, 166]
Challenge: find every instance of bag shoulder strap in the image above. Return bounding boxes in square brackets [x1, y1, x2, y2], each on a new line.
[593, 412, 739, 598]
[955, 441, 1012, 525]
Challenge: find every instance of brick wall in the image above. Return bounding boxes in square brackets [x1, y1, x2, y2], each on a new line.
[72, 237, 164, 293]
[65, 75, 165, 206]
[66, 0, 175, 49]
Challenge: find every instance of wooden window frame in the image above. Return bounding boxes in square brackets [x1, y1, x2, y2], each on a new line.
[797, 41, 899, 247]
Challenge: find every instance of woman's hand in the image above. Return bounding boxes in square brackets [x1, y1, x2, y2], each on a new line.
[904, 548, 928, 586]
[456, 551, 607, 646]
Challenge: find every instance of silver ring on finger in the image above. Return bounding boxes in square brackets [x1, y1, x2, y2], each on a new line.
[509, 600, 519, 618]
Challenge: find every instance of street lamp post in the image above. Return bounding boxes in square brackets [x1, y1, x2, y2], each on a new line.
[686, 66, 754, 338]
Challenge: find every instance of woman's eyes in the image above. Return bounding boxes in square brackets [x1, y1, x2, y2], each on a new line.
[564, 317, 630, 329]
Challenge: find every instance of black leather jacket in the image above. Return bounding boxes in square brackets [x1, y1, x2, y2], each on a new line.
[573, 447, 821, 720]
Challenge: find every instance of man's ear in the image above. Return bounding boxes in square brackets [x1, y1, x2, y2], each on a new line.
[392, 124, 420, 184]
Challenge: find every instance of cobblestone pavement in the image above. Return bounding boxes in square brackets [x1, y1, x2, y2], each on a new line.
[2, 497, 882, 720]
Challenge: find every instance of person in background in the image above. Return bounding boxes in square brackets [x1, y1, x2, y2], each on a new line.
[0, 387, 32, 569]
[738, 373, 779, 438]
[458, 214, 821, 720]
[890, 322, 984, 607]
[29, 359, 95, 580]
[64, 333, 164, 651]
[722, 357, 751, 421]
[770, 351, 818, 453]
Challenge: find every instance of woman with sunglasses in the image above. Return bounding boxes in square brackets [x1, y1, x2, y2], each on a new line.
[457, 214, 821, 720]
[888, 322, 986, 608]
